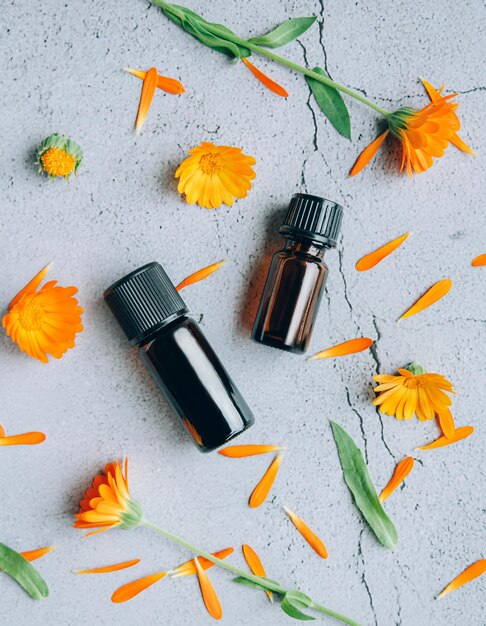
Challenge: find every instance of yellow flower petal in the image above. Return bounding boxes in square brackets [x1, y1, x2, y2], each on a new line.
[379, 457, 414, 502]
[356, 233, 410, 272]
[0, 431, 46, 446]
[111, 571, 167, 603]
[399, 279, 452, 320]
[75, 559, 140, 574]
[349, 130, 389, 176]
[284, 507, 328, 559]
[310, 337, 373, 359]
[249, 454, 283, 509]
[436, 408, 455, 440]
[418, 425, 474, 450]
[176, 260, 226, 291]
[194, 557, 223, 620]
[218, 444, 282, 458]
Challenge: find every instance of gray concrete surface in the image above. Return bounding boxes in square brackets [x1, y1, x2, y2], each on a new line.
[0, 1, 485, 625]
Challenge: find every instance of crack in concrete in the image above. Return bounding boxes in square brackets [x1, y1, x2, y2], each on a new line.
[357, 528, 378, 626]
[346, 387, 368, 463]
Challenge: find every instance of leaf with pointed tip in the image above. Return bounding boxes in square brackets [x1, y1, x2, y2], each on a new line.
[248, 17, 317, 48]
[281, 591, 315, 620]
[305, 67, 351, 139]
[0, 543, 48, 600]
[232, 576, 283, 594]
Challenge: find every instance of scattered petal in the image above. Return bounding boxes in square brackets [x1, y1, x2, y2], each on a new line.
[176, 260, 226, 291]
[8, 262, 53, 310]
[170, 548, 234, 577]
[0, 432, 46, 446]
[310, 337, 373, 359]
[437, 408, 455, 440]
[218, 444, 282, 458]
[242, 545, 273, 602]
[284, 507, 328, 559]
[438, 559, 486, 599]
[399, 279, 452, 321]
[418, 425, 474, 450]
[75, 559, 140, 574]
[379, 457, 414, 502]
[249, 454, 283, 509]
[356, 233, 410, 272]
[471, 254, 486, 267]
[124, 68, 185, 94]
[242, 58, 288, 97]
[349, 130, 389, 176]
[111, 571, 167, 603]
[135, 66, 158, 132]
[194, 557, 223, 620]
[0, 424, 5, 437]
[20, 546, 55, 562]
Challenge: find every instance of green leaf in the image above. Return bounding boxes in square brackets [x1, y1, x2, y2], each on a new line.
[232, 576, 283, 594]
[0, 543, 49, 600]
[247, 17, 317, 48]
[330, 421, 398, 549]
[281, 592, 316, 620]
[157, 2, 251, 58]
[305, 67, 351, 139]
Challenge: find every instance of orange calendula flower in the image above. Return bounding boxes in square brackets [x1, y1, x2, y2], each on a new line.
[0, 423, 46, 446]
[284, 507, 328, 559]
[379, 457, 414, 502]
[124, 67, 185, 94]
[350, 79, 474, 177]
[176, 260, 226, 291]
[437, 559, 486, 599]
[249, 453, 283, 509]
[175, 142, 256, 209]
[74, 459, 143, 537]
[373, 362, 454, 421]
[2, 263, 83, 363]
[242, 58, 288, 97]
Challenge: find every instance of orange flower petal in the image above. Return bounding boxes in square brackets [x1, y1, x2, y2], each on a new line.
[171, 548, 234, 577]
[111, 571, 167, 603]
[194, 557, 223, 620]
[75, 559, 140, 574]
[175, 260, 226, 291]
[249, 454, 283, 509]
[438, 559, 486, 599]
[356, 233, 410, 272]
[135, 66, 158, 132]
[0, 424, 5, 437]
[349, 130, 389, 176]
[124, 67, 185, 94]
[471, 254, 486, 267]
[242, 545, 272, 602]
[284, 507, 328, 559]
[399, 279, 452, 320]
[242, 58, 288, 98]
[379, 457, 414, 502]
[310, 337, 373, 359]
[418, 425, 474, 450]
[437, 408, 455, 440]
[218, 444, 282, 458]
[0, 431, 46, 446]
[20, 546, 55, 562]
[8, 262, 53, 310]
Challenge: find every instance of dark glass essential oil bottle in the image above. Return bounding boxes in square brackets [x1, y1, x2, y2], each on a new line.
[104, 262, 254, 452]
[252, 193, 343, 355]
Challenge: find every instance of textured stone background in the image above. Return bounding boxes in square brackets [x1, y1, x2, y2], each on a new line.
[0, 1, 484, 625]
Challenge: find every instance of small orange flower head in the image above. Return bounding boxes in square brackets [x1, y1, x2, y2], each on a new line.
[2, 263, 83, 363]
[36, 133, 83, 180]
[74, 459, 143, 537]
[373, 362, 454, 421]
[175, 142, 256, 209]
[350, 79, 474, 177]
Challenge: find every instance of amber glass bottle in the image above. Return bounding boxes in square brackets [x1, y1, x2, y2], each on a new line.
[252, 193, 343, 354]
[104, 262, 254, 452]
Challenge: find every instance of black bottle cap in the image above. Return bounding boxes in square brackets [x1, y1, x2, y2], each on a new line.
[104, 262, 188, 345]
[279, 193, 343, 247]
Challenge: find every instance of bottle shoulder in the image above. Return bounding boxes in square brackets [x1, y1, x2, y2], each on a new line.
[273, 247, 329, 268]
[139, 315, 199, 351]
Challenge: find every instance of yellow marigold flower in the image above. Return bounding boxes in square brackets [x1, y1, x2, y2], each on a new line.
[175, 142, 256, 209]
[74, 459, 143, 537]
[2, 263, 83, 363]
[373, 362, 454, 421]
[37, 133, 83, 180]
[350, 79, 475, 177]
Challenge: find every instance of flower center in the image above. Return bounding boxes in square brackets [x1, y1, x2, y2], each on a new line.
[199, 153, 223, 175]
[18, 300, 45, 331]
[403, 376, 426, 389]
[41, 148, 76, 177]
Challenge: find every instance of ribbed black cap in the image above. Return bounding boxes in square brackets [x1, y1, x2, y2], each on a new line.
[279, 193, 343, 247]
[104, 262, 188, 345]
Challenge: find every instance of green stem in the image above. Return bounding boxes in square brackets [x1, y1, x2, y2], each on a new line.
[142, 519, 360, 626]
[152, 0, 390, 117]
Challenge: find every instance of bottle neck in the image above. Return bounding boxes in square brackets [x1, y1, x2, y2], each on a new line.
[283, 236, 329, 259]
